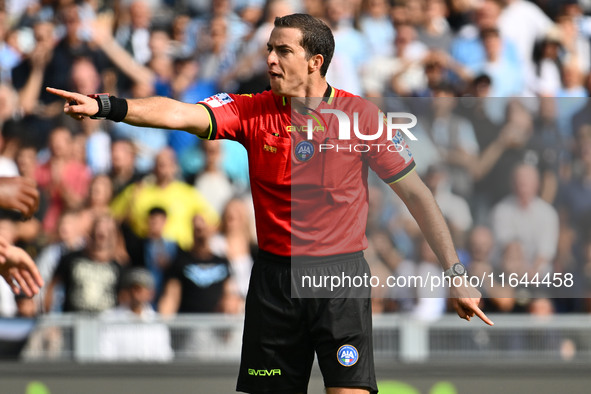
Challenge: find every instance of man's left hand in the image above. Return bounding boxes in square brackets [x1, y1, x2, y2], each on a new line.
[449, 282, 494, 326]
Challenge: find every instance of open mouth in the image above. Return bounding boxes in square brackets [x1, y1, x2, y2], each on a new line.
[269, 71, 282, 78]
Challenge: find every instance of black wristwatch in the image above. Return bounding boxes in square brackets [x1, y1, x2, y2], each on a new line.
[444, 262, 467, 277]
[89, 93, 111, 119]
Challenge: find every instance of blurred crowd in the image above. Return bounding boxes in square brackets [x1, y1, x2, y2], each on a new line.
[0, 0, 590, 345]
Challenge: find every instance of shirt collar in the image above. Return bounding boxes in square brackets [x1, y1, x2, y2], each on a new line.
[280, 84, 335, 106]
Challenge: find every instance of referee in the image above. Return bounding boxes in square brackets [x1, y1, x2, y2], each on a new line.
[48, 13, 493, 394]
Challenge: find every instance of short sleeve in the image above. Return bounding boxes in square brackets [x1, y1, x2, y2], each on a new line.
[363, 109, 416, 184]
[197, 93, 245, 143]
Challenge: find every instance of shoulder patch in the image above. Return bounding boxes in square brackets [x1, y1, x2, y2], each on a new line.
[203, 93, 234, 108]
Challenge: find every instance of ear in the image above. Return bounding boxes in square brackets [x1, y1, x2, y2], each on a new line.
[308, 54, 324, 74]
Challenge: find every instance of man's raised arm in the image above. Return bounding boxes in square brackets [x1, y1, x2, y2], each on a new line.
[45, 87, 211, 138]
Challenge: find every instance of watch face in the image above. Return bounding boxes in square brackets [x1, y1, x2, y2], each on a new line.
[453, 263, 466, 276]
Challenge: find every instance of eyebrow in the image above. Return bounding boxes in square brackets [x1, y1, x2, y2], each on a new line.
[267, 43, 292, 51]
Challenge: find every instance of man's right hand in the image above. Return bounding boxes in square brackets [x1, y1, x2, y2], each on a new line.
[45, 87, 99, 120]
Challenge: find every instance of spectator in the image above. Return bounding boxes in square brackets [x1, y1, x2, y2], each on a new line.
[491, 163, 559, 276]
[422, 165, 473, 247]
[361, 22, 428, 97]
[115, 0, 153, 65]
[421, 84, 479, 197]
[527, 97, 565, 203]
[478, 27, 525, 97]
[35, 210, 85, 313]
[79, 174, 115, 237]
[358, 0, 395, 58]
[450, 0, 521, 78]
[498, 0, 552, 71]
[555, 13, 590, 75]
[98, 267, 173, 362]
[35, 126, 92, 237]
[0, 11, 21, 84]
[89, 12, 157, 92]
[110, 147, 218, 250]
[555, 60, 587, 143]
[557, 131, 591, 235]
[531, 27, 564, 96]
[196, 16, 238, 89]
[158, 214, 243, 315]
[66, 57, 112, 175]
[324, 0, 368, 95]
[124, 206, 178, 303]
[411, 51, 472, 97]
[187, 0, 250, 58]
[463, 98, 534, 219]
[44, 214, 123, 313]
[79, 115, 111, 176]
[15, 5, 108, 106]
[158, 213, 243, 358]
[220, 0, 294, 94]
[14, 20, 57, 117]
[193, 139, 236, 215]
[109, 138, 143, 198]
[147, 28, 175, 97]
[416, 0, 453, 52]
[210, 198, 255, 299]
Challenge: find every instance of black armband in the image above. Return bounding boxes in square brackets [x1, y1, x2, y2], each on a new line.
[89, 93, 128, 122]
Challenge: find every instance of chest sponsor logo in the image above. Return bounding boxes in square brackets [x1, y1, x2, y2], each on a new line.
[286, 124, 325, 133]
[203, 93, 233, 108]
[337, 344, 359, 367]
[295, 141, 315, 162]
[183, 263, 228, 288]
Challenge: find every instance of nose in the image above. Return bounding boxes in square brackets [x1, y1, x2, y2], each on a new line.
[267, 50, 278, 68]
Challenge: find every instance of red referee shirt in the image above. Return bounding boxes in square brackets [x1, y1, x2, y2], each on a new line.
[198, 86, 415, 257]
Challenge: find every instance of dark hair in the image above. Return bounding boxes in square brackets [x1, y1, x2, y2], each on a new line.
[473, 73, 492, 86]
[148, 206, 167, 217]
[479, 27, 500, 40]
[274, 13, 334, 77]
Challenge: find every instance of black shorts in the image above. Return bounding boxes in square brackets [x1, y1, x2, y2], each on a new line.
[236, 250, 377, 394]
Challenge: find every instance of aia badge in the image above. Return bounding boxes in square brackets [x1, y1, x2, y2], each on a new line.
[295, 140, 315, 162]
[337, 344, 359, 367]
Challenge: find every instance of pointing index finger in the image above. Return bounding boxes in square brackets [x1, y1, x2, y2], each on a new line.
[45, 87, 82, 102]
[473, 305, 494, 326]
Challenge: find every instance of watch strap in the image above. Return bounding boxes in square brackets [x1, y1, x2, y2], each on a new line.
[89, 93, 111, 119]
[444, 263, 466, 277]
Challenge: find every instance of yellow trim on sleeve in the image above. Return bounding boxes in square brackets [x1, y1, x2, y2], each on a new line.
[388, 165, 416, 185]
[196, 103, 214, 140]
